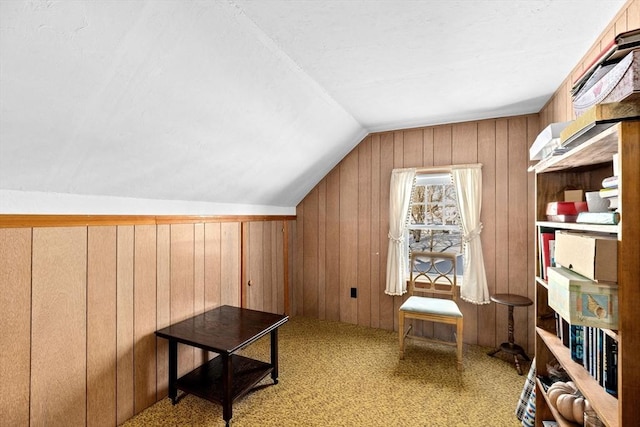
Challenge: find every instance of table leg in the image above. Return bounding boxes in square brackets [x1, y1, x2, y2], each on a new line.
[168, 341, 178, 405]
[271, 329, 279, 384]
[514, 354, 523, 376]
[222, 353, 233, 426]
[507, 305, 515, 348]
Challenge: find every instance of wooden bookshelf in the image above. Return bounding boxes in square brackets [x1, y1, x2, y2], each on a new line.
[532, 120, 640, 427]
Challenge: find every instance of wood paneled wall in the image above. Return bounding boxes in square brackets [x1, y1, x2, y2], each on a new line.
[291, 0, 639, 356]
[539, 0, 639, 127]
[294, 116, 540, 354]
[0, 218, 294, 426]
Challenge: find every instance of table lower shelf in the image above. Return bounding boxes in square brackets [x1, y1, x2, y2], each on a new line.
[176, 354, 274, 404]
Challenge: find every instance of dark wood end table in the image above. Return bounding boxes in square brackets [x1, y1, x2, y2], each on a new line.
[155, 305, 288, 426]
[487, 293, 533, 375]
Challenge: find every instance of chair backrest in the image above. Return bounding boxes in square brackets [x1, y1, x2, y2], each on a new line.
[408, 251, 458, 301]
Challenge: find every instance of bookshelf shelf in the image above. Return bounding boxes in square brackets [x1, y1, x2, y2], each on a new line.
[532, 120, 639, 427]
[535, 221, 618, 234]
[535, 377, 580, 427]
[537, 328, 618, 426]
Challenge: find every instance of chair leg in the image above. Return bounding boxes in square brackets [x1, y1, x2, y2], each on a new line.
[456, 318, 463, 371]
[399, 312, 405, 360]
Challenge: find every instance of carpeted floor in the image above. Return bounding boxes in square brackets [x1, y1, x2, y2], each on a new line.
[123, 316, 527, 426]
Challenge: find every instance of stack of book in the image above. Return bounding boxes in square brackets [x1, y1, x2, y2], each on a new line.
[576, 154, 620, 225]
[600, 176, 619, 210]
[601, 152, 620, 211]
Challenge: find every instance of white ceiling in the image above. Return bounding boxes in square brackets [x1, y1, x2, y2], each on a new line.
[0, 0, 627, 214]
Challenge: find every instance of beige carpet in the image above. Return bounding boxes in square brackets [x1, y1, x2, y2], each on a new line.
[123, 316, 527, 426]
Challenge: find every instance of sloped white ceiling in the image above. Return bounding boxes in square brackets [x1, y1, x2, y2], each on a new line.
[0, 0, 627, 214]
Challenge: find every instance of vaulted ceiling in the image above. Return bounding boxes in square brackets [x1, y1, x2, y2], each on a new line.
[0, 0, 626, 214]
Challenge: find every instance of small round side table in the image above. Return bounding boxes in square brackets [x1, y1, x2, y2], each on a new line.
[488, 293, 533, 375]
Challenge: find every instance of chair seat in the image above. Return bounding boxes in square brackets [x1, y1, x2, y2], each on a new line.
[399, 296, 463, 318]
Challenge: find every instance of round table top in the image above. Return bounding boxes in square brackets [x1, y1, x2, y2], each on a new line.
[490, 293, 533, 307]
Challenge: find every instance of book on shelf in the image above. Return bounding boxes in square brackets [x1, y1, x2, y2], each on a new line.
[570, 324, 584, 364]
[604, 333, 618, 397]
[539, 232, 555, 280]
[599, 187, 619, 198]
[601, 175, 618, 189]
[576, 211, 620, 225]
[608, 196, 619, 210]
[572, 28, 640, 95]
[560, 102, 640, 150]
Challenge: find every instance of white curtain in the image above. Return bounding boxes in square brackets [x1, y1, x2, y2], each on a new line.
[451, 165, 490, 304]
[385, 168, 416, 296]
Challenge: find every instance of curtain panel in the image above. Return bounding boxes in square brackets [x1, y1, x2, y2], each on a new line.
[451, 165, 490, 304]
[384, 168, 416, 296]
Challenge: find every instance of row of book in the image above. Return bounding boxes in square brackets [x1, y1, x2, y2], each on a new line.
[538, 229, 555, 281]
[555, 314, 618, 398]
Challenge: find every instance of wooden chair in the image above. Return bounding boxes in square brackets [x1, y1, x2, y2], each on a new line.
[398, 251, 463, 370]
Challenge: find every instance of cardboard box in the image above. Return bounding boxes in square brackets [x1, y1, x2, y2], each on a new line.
[554, 231, 617, 282]
[547, 266, 618, 329]
[564, 190, 583, 202]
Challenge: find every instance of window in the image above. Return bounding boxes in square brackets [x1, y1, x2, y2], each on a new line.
[407, 173, 463, 280]
[386, 165, 488, 302]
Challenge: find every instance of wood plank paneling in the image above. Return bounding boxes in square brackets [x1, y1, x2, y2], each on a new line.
[156, 224, 170, 399]
[31, 227, 87, 426]
[287, 220, 296, 315]
[194, 223, 207, 365]
[526, 115, 540, 355]
[370, 134, 381, 329]
[317, 181, 327, 319]
[340, 150, 359, 325]
[477, 121, 497, 348]
[325, 168, 341, 322]
[303, 189, 319, 317]
[204, 223, 222, 311]
[263, 222, 273, 312]
[358, 139, 372, 327]
[0, 228, 31, 426]
[246, 221, 265, 311]
[194, 223, 205, 316]
[87, 226, 117, 427]
[220, 222, 241, 307]
[134, 225, 157, 414]
[117, 225, 135, 424]
[1, 216, 289, 426]
[170, 224, 195, 377]
[275, 221, 285, 314]
[493, 119, 510, 349]
[378, 132, 394, 331]
[294, 116, 538, 355]
[507, 118, 530, 353]
[295, 202, 304, 316]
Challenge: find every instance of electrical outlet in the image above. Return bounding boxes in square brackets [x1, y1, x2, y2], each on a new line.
[350, 287, 357, 298]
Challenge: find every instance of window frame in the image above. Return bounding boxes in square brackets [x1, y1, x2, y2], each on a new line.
[407, 172, 464, 283]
